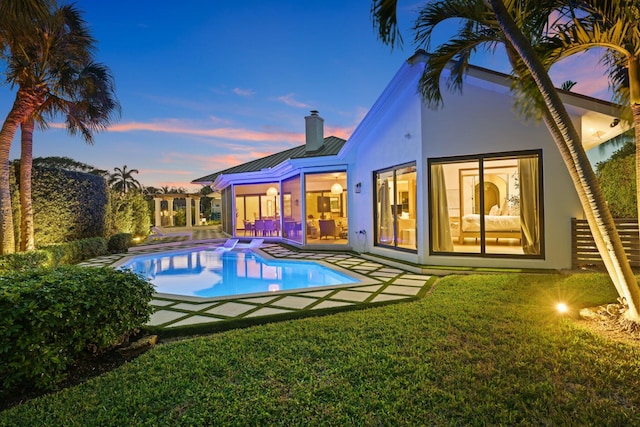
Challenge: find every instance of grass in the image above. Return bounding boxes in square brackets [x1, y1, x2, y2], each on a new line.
[2, 272, 640, 425]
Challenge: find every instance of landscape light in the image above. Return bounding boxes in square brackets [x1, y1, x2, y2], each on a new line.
[556, 302, 568, 314]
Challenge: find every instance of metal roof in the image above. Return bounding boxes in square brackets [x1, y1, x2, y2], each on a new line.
[191, 136, 346, 184]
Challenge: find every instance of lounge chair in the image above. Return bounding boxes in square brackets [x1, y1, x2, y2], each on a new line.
[148, 226, 193, 242]
[214, 238, 239, 252]
[235, 238, 264, 251]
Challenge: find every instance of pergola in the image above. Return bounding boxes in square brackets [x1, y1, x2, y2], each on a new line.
[150, 193, 205, 228]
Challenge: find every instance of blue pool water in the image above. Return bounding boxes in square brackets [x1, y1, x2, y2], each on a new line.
[118, 246, 359, 298]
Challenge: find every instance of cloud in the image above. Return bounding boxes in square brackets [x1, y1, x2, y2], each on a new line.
[233, 87, 256, 97]
[276, 93, 311, 108]
[102, 119, 305, 144]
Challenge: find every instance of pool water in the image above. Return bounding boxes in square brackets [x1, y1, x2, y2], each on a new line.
[118, 246, 360, 298]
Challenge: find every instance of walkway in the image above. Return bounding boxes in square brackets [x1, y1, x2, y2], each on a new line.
[80, 238, 435, 331]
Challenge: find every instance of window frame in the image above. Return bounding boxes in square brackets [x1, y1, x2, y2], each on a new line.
[427, 149, 545, 259]
[372, 161, 418, 253]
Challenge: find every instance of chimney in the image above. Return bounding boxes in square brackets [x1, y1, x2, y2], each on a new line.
[305, 110, 324, 152]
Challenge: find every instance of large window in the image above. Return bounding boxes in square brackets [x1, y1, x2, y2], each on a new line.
[374, 163, 417, 251]
[429, 150, 543, 257]
[304, 172, 348, 244]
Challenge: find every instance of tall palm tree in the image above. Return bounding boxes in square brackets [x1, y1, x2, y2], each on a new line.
[0, 0, 55, 253]
[371, 0, 640, 320]
[109, 165, 142, 195]
[542, 0, 640, 232]
[0, 3, 95, 253]
[19, 60, 120, 251]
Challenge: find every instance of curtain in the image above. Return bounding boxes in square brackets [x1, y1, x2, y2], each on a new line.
[378, 179, 394, 244]
[431, 164, 454, 252]
[518, 157, 540, 254]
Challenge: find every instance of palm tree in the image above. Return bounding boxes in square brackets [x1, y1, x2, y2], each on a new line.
[0, 3, 96, 254]
[109, 165, 142, 195]
[543, 1, 640, 232]
[0, 0, 56, 254]
[19, 59, 120, 251]
[371, 0, 640, 320]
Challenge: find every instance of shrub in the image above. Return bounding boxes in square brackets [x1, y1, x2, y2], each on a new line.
[596, 140, 637, 218]
[108, 233, 132, 253]
[30, 167, 108, 244]
[40, 237, 108, 266]
[0, 251, 52, 273]
[0, 266, 155, 392]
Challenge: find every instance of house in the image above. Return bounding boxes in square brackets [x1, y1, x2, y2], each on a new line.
[192, 51, 626, 270]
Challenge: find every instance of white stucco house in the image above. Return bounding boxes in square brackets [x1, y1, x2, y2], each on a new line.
[192, 51, 626, 271]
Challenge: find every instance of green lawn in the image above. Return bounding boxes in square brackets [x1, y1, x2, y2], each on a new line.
[2, 273, 640, 425]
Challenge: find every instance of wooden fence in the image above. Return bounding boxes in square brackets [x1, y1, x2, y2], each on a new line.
[571, 218, 640, 269]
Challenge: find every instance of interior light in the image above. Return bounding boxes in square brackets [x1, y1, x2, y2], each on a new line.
[266, 186, 278, 197]
[331, 176, 343, 195]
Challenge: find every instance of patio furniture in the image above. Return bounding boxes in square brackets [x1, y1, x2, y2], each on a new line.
[148, 226, 193, 242]
[214, 238, 239, 252]
[243, 220, 255, 236]
[264, 219, 277, 236]
[254, 219, 265, 236]
[235, 238, 264, 251]
[319, 219, 340, 239]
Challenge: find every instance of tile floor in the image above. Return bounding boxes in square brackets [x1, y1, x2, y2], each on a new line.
[80, 240, 434, 330]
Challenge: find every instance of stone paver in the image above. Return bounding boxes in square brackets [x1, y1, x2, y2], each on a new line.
[93, 239, 433, 329]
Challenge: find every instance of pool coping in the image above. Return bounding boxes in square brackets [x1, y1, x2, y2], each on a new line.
[79, 241, 436, 333]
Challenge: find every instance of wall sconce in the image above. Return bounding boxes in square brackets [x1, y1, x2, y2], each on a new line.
[295, 199, 299, 207]
[355, 182, 361, 193]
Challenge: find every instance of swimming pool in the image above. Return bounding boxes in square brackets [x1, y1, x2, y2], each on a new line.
[117, 246, 361, 298]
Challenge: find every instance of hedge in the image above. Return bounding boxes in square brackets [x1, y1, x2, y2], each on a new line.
[0, 237, 108, 273]
[0, 266, 155, 392]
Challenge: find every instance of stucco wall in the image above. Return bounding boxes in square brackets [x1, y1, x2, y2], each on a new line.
[346, 62, 583, 270]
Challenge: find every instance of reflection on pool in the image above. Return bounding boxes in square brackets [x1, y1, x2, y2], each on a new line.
[118, 247, 360, 298]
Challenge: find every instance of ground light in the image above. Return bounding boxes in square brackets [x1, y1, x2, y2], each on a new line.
[556, 302, 569, 314]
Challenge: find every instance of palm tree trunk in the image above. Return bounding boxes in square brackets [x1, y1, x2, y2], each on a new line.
[489, 0, 640, 320]
[0, 90, 38, 254]
[20, 118, 35, 251]
[629, 57, 640, 245]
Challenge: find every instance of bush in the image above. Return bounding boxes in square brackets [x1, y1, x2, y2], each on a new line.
[0, 266, 155, 392]
[108, 233, 132, 253]
[29, 167, 108, 244]
[0, 237, 109, 273]
[596, 140, 637, 218]
[105, 190, 151, 239]
[0, 251, 52, 273]
[40, 237, 108, 266]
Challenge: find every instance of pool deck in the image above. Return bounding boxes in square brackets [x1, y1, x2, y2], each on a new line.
[79, 239, 434, 331]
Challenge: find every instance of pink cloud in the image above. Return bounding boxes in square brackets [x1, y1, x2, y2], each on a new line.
[276, 93, 311, 108]
[105, 120, 305, 144]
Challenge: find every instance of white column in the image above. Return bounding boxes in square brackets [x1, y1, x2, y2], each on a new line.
[167, 197, 175, 226]
[194, 197, 202, 226]
[186, 197, 193, 228]
[154, 197, 162, 227]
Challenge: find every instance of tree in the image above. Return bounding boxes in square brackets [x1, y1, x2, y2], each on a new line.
[543, 1, 640, 234]
[109, 165, 142, 195]
[0, 0, 56, 254]
[10, 5, 119, 251]
[371, 0, 640, 320]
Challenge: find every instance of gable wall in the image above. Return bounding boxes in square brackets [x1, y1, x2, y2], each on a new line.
[346, 64, 584, 270]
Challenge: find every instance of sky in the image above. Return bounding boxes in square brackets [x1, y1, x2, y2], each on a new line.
[2, 0, 610, 192]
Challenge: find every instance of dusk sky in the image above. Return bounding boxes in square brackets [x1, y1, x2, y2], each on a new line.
[3, 0, 609, 191]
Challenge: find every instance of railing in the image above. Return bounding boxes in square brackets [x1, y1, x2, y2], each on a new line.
[571, 218, 640, 269]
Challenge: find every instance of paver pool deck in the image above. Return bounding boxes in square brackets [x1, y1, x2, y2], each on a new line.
[80, 238, 434, 330]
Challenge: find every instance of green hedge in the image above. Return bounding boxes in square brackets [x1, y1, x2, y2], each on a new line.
[108, 233, 132, 253]
[28, 166, 108, 244]
[0, 237, 108, 273]
[596, 142, 636, 218]
[0, 266, 155, 392]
